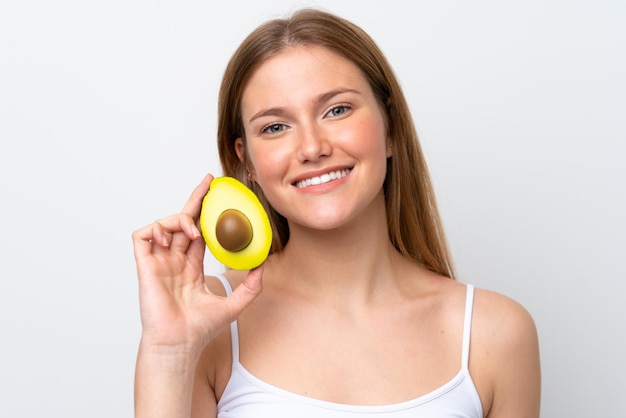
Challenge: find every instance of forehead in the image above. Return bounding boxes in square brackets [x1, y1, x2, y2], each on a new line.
[240, 45, 370, 111]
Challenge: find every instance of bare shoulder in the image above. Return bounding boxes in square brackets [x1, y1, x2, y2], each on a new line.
[470, 288, 541, 418]
[472, 288, 538, 339]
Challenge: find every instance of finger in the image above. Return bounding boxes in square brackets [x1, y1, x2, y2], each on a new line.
[181, 174, 214, 217]
[131, 222, 170, 260]
[146, 214, 202, 255]
[168, 214, 202, 253]
[132, 215, 198, 257]
[186, 231, 207, 264]
[225, 266, 264, 322]
[152, 221, 173, 248]
[131, 226, 154, 261]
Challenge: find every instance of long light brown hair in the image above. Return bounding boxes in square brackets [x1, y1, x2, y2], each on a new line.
[217, 9, 455, 278]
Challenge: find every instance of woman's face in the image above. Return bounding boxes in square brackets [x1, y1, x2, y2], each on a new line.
[237, 45, 391, 232]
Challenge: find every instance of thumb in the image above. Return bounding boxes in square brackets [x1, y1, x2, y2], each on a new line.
[225, 266, 264, 321]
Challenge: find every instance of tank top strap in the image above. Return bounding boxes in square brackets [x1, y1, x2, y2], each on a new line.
[214, 274, 240, 363]
[461, 284, 475, 371]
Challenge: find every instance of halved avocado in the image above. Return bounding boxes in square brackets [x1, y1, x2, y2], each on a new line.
[199, 177, 272, 270]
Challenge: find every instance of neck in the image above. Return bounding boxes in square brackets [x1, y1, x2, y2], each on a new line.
[270, 193, 410, 306]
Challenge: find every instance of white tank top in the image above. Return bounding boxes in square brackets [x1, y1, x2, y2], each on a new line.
[215, 274, 483, 418]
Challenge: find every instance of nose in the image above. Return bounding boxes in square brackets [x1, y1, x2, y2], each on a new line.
[296, 124, 332, 163]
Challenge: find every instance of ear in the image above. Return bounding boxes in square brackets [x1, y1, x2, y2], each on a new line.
[235, 138, 256, 180]
[235, 138, 246, 162]
[386, 138, 393, 158]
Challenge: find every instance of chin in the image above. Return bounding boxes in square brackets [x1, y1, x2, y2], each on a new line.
[299, 212, 356, 232]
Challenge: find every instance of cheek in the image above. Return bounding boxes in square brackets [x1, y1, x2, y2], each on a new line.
[247, 142, 291, 182]
[345, 118, 388, 161]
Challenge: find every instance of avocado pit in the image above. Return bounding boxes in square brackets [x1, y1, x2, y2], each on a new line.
[215, 209, 253, 252]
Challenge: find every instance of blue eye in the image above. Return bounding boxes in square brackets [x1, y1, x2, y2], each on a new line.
[261, 123, 287, 134]
[326, 105, 351, 118]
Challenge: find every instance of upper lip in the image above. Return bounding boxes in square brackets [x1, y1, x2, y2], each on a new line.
[290, 165, 353, 185]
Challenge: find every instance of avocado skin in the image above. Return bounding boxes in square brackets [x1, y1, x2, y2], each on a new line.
[199, 177, 272, 270]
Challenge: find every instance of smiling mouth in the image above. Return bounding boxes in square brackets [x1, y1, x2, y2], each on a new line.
[294, 168, 352, 189]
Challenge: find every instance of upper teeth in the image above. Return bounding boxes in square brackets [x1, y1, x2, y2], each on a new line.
[295, 169, 351, 189]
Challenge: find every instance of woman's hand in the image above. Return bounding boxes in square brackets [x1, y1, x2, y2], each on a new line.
[131, 174, 263, 355]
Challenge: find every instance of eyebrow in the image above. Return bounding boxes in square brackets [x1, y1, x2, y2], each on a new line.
[248, 88, 362, 124]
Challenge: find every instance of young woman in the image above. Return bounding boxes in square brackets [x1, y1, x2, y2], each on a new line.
[132, 9, 540, 418]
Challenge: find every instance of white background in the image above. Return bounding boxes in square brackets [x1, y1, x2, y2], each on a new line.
[1, 0, 624, 416]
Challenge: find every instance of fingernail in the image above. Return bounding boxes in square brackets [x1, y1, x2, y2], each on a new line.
[191, 224, 201, 238]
